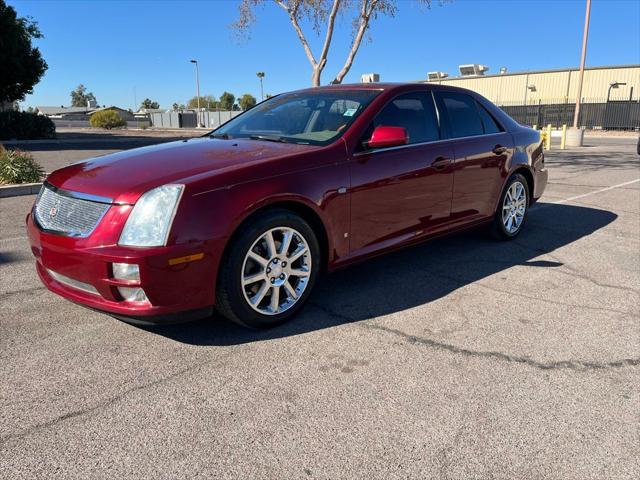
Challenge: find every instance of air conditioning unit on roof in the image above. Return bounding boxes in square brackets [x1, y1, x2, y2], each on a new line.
[427, 72, 449, 81]
[458, 64, 490, 76]
[361, 73, 380, 83]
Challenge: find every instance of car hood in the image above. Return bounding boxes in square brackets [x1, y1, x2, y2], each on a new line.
[46, 138, 319, 204]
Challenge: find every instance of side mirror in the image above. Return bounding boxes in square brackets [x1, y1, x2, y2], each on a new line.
[366, 126, 409, 149]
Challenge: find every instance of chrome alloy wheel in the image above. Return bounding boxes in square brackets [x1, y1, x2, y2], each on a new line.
[502, 181, 527, 234]
[241, 227, 312, 315]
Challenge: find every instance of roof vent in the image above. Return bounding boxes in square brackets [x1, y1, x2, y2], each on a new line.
[427, 72, 449, 81]
[458, 64, 490, 76]
[361, 73, 380, 83]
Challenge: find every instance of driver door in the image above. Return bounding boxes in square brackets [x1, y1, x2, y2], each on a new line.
[348, 91, 455, 256]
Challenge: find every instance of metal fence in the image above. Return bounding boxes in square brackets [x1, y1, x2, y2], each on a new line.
[149, 111, 242, 129]
[52, 119, 151, 129]
[498, 98, 640, 130]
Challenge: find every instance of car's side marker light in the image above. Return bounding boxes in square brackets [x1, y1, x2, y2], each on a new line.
[168, 253, 205, 266]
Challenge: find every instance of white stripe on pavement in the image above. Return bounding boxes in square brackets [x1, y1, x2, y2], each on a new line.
[537, 178, 640, 209]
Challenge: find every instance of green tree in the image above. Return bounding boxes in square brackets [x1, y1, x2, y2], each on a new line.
[219, 91, 235, 111]
[239, 93, 257, 111]
[187, 95, 218, 110]
[0, 0, 48, 104]
[70, 84, 97, 107]
[140, 98, 160, 109]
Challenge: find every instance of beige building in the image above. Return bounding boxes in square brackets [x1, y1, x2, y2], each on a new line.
[424, 64, 640, 105]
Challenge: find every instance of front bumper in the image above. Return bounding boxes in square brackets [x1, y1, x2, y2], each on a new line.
[27, 212, 221, 324]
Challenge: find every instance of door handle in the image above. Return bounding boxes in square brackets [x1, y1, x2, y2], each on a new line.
[492, 145, 508, 155]
[431, 156, 451, 170]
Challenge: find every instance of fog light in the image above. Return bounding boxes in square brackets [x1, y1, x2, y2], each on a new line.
[117, 286, 149, 303]
[112, 263, 140, 282]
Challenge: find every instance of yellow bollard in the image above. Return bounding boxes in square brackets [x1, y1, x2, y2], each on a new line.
[545, 124, 552, 150]
[560, 124, 567, 149]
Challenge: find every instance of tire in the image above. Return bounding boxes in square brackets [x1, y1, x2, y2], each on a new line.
[216, 209, 320, 328]
[491, 173, 530, 240]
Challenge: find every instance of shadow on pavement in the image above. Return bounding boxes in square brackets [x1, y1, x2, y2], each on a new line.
[140, 203, 617, 346]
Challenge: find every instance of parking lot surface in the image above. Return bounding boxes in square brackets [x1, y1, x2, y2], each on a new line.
[1, 136, 638, 479]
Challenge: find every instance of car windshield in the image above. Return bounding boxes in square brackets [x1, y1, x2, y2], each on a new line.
[212, 89, 381, 146]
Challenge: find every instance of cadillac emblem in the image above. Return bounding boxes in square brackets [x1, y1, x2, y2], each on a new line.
[49, 207, 58, 218]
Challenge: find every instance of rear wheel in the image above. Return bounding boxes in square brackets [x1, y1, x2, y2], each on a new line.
[492, 173, 530, 239]
[216, 210, 320, 328]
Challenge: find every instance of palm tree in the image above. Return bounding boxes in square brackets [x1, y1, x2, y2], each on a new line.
[256, 72, 265, 101]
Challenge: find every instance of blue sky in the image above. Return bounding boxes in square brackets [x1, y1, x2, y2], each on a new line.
[11, 0, 640, 109]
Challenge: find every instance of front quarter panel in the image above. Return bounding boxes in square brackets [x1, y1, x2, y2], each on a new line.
[170, 142, 350, 275]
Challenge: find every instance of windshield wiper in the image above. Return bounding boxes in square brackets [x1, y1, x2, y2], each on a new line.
[210, 133, 229, 139]
[249, 134, 287, 143]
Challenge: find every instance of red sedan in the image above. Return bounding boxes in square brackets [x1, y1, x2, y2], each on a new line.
[27, 83, 547, 328]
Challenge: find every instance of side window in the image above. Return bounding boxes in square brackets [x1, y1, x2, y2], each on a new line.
[436, 92, 484, 138]
[370, 92, 440, 145]
[476, 102, 502, 134]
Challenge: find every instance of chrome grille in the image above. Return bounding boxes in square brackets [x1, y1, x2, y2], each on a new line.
[34, 184, 111, 237]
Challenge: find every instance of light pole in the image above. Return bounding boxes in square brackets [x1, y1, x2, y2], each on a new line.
[572, 0, 591, 129]
[190, 59, 202, 127]
[607, 81, 626, 103]
[256, 72, 265, 101]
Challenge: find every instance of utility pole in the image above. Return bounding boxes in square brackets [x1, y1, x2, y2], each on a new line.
[190, 59, 202, 127]
[572, 0, 591, 129]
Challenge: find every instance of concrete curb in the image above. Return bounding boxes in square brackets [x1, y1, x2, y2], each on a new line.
[0, 182, 42, 198]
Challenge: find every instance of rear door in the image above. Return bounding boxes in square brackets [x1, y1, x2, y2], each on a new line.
[434, 91, 512, 224]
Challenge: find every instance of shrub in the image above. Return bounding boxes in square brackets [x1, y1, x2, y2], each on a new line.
[0, 111, 56, 140]
[0, 147, 44, 184]
[90, 109, 127, 129]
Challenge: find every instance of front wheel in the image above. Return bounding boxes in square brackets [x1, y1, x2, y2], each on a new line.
[216, 210, 320, 328]
[492, 173, 530, 240]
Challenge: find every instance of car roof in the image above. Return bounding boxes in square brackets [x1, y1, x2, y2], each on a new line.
[288, 82, 477, 96]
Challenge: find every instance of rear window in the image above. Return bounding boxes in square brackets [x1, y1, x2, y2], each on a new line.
[476, 102, 503, 134]
[436, 92, 484, 138]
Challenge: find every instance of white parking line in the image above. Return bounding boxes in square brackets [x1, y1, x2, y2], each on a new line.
[538, 178, 640, 209]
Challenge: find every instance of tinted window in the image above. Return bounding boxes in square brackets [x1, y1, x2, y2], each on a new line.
[437, 92, 484, 138]
[476, 102, 502, 134]
[371, 92, 440, 144]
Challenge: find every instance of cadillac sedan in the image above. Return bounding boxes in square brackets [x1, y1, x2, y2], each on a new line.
[27, 83, 547, 328]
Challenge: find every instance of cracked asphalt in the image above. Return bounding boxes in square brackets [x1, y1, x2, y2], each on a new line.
[1, 135, 639, 479]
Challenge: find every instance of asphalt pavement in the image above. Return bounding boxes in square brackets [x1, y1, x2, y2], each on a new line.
[1, 136, 638, 479]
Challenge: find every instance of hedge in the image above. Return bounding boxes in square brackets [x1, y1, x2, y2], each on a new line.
[0, 111, 56, 140]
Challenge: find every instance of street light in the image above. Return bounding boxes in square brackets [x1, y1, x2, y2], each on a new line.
[524, 83, 536, 106]
[607, 81, 627, 102]
[572, 0, 591, 130]
[190, 59, 203, 127]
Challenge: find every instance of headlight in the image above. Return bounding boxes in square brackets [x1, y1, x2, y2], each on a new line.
[119, 184, 184, 247]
